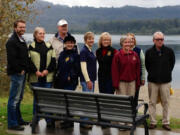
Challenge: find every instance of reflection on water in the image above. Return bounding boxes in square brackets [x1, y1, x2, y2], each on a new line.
[24, 34, 180, 89]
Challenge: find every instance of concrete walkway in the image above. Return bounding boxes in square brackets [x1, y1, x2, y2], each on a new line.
[7, 120, 180, 135]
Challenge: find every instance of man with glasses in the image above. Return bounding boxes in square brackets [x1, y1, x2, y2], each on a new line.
[145, 31, 175, 131]
[6, 20, 29, 131]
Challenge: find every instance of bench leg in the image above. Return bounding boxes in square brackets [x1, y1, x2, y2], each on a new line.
[32, 115, 38, 134]
[144, 120, 149, 135]
[130, 126, 135, 135]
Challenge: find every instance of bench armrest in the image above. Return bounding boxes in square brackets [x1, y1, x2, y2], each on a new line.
[136, 102, 148, 115]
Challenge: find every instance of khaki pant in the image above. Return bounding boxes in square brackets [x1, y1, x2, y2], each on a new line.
[148, 82, 170, 125]
[116, 81, 135, 96]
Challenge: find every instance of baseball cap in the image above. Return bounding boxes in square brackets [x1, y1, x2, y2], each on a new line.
[57, 19, 68, 26]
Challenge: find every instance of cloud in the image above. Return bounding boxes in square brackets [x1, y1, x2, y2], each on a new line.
[42, 0, 180, 8]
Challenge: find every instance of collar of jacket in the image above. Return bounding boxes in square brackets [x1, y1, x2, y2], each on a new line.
[13, 31, 25, 43]
[153, 44, 165, 52]
[120, 49, 133, 55]
[85, 44, 92, 52]
[30, 40, 51, 49]
[55, 32, 71, 41]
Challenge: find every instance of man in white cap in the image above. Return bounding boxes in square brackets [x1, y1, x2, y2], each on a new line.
[49, 19, 71, 60]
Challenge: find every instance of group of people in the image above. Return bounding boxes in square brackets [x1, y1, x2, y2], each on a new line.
[5, 19, 175, 131]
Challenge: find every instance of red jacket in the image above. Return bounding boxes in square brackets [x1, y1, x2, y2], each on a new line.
[111, 49, 140, 90]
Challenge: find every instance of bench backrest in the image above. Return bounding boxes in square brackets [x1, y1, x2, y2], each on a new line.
[32, 87, 136, 123]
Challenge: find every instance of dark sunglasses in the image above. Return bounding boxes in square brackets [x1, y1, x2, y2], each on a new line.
[155, 38, 164, 41]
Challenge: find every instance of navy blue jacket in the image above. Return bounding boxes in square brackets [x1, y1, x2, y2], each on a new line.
[56, 49, 80, 88]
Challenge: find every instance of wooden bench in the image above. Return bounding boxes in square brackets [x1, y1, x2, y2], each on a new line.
[31, 86, 149, 135]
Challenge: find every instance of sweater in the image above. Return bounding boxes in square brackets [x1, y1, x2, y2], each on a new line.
[111, 49, 140, 90]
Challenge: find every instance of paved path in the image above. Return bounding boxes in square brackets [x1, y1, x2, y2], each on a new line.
[7, 120, 180, 135]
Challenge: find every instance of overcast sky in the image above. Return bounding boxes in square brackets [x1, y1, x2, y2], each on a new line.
[42, 0, 180, 8]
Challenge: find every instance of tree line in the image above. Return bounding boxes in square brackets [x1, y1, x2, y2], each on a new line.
[86, 18, 180, 35]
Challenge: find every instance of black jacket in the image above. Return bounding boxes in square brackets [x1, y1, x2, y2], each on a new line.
[145, 45, 175, 83]
[6, 32, 29, 75]
[96, 46, 116, 81]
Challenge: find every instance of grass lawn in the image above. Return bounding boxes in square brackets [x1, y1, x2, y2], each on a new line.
[0, 90, 33, 135]
[1, 89, 180, 135]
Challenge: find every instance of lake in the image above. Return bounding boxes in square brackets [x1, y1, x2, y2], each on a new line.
[24, 33, 180, 89]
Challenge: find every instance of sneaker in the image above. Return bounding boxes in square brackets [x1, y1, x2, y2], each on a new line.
[8, 125, 24, 131]
[162, 124, 171, 131]
[149, 124, 157, 129]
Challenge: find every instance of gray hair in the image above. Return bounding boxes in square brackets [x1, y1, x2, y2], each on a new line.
[33, 27, 45, 40]
[120, 35, 131, 46]
[153, 31, 164, 39]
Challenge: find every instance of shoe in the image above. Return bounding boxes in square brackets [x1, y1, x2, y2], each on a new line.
[8, 125, 24, 131]
[149, 124, 157, 129]
[162, 124, 171, 131]
[19, 121, 29, 126]
[80, 124, 92, 129]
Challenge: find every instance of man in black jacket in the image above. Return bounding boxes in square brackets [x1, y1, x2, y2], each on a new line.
[6, 20, 29, 131]
[145, 31, 175, 131]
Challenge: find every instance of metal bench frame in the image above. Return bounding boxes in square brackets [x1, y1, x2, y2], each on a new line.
[31, 86, 149, 135]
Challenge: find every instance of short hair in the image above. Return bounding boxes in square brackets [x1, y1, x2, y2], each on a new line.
[14, 19, 26, 28]
[153, 31, 164, 39]
[33, 27, 45, 40]
[64, 35, 76, 44]
[120, 35, 131, 47]
[126, 33, 137, 45]
[84, 32, 94, 42]
[98, 32, 112, 48]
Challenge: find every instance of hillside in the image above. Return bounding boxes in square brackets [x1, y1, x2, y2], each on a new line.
[27, 0, 180, 34]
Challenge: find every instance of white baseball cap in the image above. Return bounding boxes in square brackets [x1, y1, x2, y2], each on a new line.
[57, 19, 68, 26]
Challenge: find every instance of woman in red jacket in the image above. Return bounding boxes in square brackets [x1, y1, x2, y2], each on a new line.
[112, 35, 140, 96]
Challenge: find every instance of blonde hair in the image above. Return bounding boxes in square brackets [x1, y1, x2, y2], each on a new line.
[33, 27, 45, 40]
[98, 32, 112, 48]
[120, 35, 131, 47]
[126, 33, 137, 45]
[84, 31, 94, 42]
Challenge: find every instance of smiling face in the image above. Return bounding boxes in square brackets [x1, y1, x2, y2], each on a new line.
[65, 41, 75, 50]
[15, 22, 26, 36]
[85, 36, 94, 47]
[122, 38, 131, 52]
[101, 35, 111, 47]
[128, 35, 135, 49]
[58, 24, 68, 35]
[35, 28, 45, 42]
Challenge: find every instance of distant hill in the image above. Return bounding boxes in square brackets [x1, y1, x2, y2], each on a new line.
[27, 0, 180, 34]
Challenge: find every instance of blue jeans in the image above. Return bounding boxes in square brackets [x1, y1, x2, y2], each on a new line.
[80, 81, 95, 123]
[81, 81, 95, 93]
[8, 74, 26, 128]
[31, 82, 52, 123]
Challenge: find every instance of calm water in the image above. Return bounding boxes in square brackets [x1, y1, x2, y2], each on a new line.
[24, 34, 180, 89]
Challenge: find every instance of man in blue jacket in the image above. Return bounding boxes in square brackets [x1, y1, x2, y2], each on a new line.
[145, 31, 175, 131]
[6, 20, 29, 131]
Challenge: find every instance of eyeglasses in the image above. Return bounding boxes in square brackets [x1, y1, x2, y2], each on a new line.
[155, 38, 164, 41]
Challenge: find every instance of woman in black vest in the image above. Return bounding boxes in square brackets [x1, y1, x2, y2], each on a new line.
[96, 32, 117, 94]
